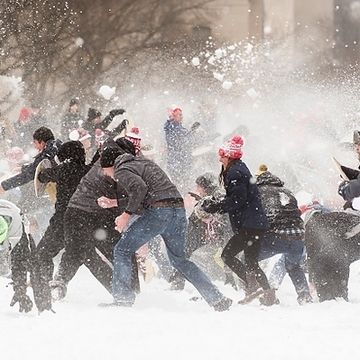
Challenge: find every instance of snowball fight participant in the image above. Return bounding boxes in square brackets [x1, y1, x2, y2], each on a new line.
[14, 104, 48, 146]
[202, 136, 277, 306]
[30, 141, 90, 312]
[84, 107, 127, 137]
[168, 172, 236, 291]
[51, 138, 139, 300]
[125, 127, 142, 155]
[0, 200, 35, 313]
[68, 128, 92, 162]
[163, 106, 200, 193]
[60, 97, 83, 140]
[0, 127, 61, 194]
[100, 146, 232, 311]
[255, 166, 312, 305]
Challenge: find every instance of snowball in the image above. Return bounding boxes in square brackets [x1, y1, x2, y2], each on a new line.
[213, 72, 224, 82]
[246, 88, 258, 99]
[99, 85, 116, 100]
[222, 81, 233, 90]
[94, 228, 107, 241]
[191, 57, 200, 66]
[74, 37, 84, 47]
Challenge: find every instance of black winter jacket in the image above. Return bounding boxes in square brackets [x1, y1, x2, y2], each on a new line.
[1, 139, 62, 191]
[256, 171, 304, 235]
[38, 159, 90, 213]
[219, 160, 269, 232]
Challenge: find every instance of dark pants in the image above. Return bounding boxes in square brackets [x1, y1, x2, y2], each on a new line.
[258, 233, 310, 298]
[221, 229, 270, 290]
[31, 211, 66, 311]
[55, 207, 139, 294]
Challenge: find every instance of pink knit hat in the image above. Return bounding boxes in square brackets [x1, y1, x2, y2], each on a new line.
[218, 135, 244, 159]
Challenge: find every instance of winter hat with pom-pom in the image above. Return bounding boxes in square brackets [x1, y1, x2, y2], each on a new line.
[218, 135, 244, 159]
[125, 127, 141, 153]
[256, 164, 268, 176]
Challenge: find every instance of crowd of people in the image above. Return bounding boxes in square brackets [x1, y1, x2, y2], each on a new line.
[0, 98, 358, 314]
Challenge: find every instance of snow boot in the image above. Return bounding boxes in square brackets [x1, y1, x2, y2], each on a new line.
[297, 292, 313, 305]
[259, 288, 279, 306]
[49, 280, 67, 301]
[213, 297, 233, 312]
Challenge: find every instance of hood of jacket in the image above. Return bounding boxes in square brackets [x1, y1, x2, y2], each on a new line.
[257, 171, 284, 187]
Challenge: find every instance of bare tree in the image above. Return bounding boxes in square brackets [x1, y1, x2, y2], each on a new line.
[0, 0, 213, 106]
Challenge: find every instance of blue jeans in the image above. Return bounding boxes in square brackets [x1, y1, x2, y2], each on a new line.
[258, 233, 310, 296]
[113, 207, 224, 306]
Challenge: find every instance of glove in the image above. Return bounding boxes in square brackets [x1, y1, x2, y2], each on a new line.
[109, 109, 125, 117]
[338, 180, 349, 200]
[10, 292, 33, 313]
[191, 122, 201, 131]
[114, 119, 129, 133]
[201, 198, 223, 214]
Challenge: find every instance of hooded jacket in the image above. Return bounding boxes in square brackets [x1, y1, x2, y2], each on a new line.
[256, 171, 304, 235]
[114, 153, 182, 214]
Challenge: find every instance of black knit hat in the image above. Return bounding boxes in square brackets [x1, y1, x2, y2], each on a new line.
[87, 108, 101, 122]
[57, 141, 85, 164]
[100, 146, 125, 168]
[115, 137, 136, 156]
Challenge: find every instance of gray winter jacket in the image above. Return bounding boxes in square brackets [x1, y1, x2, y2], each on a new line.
[114, 153, 182, 214]
[68, 160, 127, 215]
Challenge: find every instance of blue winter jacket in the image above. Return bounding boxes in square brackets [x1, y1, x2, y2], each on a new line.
[164, 119, 192, 172]
[220, 160, 269, 232]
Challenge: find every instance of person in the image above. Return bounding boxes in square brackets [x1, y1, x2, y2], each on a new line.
[60, 97, 83, 140]
[202, 135, 277, 305]
[169, 172, 236, 290]
[255, 165, 312, 304]
[0, 199, 35, 313]
[30, 141, 90, 312]
[0, 127, 61, 194]
[163, 106, 200, 193]
[15, 104, 47, 146]
[83, 107, 127, 137]
[51, 138, 139, 300]
[99, 143, 232, 311]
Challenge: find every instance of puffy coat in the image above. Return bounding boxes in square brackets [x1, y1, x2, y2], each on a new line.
[256, 171, 304, 236]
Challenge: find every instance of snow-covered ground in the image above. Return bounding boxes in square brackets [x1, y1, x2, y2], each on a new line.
[2, 261, 360, 360]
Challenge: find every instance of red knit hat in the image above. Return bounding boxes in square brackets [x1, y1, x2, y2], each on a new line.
[125, 127, 141, 153]
[218, 135, 244, 159]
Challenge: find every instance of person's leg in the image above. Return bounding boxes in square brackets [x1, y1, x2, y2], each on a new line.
[112, 209, 168, 304]
[221, 232, 247, 286]
[31, 212, 65, 311]
[283, 239, 312, 303]
[161, 208, 226, 308]
[243, 229, 271, 291]
[55, 208, 90, 285]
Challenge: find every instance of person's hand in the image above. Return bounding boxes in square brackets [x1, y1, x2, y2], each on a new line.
[338, 180, 349, 200]
[201, 198, 222, 214]
[97, 196, 117, 209]
[0, 184, 5, 195]
[115, 212, 131, 233]
[110, 109, 125, 117]
[10, 293, 33, 313]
